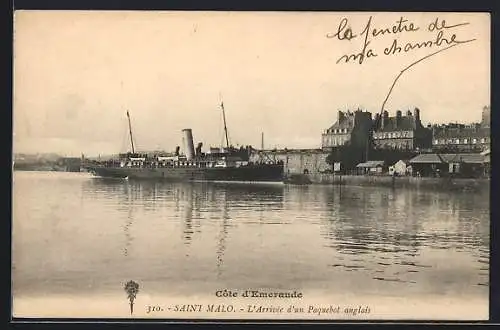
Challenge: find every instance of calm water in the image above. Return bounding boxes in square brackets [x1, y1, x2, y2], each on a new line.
[12, 171, 489, 318]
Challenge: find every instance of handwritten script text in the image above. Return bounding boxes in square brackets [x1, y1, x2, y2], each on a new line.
[327, 16, 475, 64]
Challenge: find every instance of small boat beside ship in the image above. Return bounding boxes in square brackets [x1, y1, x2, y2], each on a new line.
[83, 102, 284, 183]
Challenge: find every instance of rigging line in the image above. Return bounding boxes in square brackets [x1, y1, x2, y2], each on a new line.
[380, 39, 477, 115]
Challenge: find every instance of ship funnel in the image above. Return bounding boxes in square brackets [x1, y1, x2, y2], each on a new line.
[175, 146, 180, 156]
[182, 129, 195, 160]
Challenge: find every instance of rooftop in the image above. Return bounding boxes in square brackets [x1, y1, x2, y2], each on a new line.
[409, 153, 486, 164]
[433, 126, 490, 138]
[376, 116, 418, 132]
[356, 160, 385, 168]
[327, 109, 371, 131]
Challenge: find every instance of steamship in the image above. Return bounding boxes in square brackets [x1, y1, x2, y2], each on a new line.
[83, 104, 284, 182]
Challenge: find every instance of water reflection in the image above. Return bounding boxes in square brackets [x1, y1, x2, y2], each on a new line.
[216, 198, 230, 276]
[82, 179, 286, 270]
[123, 208, 133, 257]
[77, 178, 489, 294]
[14, 172, 489, 306]
[314, 186, 489, 288]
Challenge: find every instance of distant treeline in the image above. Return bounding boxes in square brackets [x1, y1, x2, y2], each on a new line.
[14, 157, 82, 172]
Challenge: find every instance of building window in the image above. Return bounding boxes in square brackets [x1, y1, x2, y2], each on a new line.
[463, 138, 468, 144]
[455, 139, 460, 144]
[434, 139, 439, 144]
[481, 138, 485, 143]
[473, 138, 477, 144]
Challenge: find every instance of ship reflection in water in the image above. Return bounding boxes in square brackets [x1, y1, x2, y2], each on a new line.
[12, 172, 489, 310]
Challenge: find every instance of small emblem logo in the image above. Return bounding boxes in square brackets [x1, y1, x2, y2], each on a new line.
[124, 280, 140, 315]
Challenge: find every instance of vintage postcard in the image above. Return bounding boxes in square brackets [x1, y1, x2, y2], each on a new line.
[12, 11, 490, 321]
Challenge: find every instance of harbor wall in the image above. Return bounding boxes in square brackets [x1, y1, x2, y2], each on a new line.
[249, 149, 330, 175]
[304, 174, 490, 191]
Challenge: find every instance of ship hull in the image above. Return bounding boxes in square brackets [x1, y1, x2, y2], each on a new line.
[85, 164, 284, 182]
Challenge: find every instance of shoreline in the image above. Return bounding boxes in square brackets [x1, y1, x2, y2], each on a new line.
[299, 174, 490, 191]
[13, 169, 491, 192]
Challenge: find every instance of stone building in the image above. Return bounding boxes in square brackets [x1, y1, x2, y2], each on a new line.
[432, 124, 490, 152]
[431, 106, 491, 153]
[482, 105, 490, 127]
[321, 109, 373, 151]
[249, 149, 330, 175]
[372, 108, 432, 151]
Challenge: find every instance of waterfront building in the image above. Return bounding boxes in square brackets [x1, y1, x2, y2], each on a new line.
[431, 124, 490, 152]
[321, 109, 373, 151]
[388, 160, 411, 176]
[481, 148, 490, 176]
[482, 105, 490, 127]
[372, 108, 432, 151]
[355, 160, 386, 175]
[431, 106, 491, 153]
[409, 154, 449, 177]
[249, 148, 330, 175]
[409, 153, 488, 178]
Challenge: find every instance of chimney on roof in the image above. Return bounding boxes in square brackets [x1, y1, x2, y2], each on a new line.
[396, 110, 402, 128]
[381, 110, 389, 130]
[374, 113, 381, 128]
[414, 107, 420, 123]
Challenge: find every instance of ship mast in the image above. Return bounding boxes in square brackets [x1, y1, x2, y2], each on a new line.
[126, 110, 136, 154]
[219, 99, 230, 149]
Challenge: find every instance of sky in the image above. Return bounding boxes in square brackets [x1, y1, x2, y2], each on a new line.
[13, 11, 490, 157]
